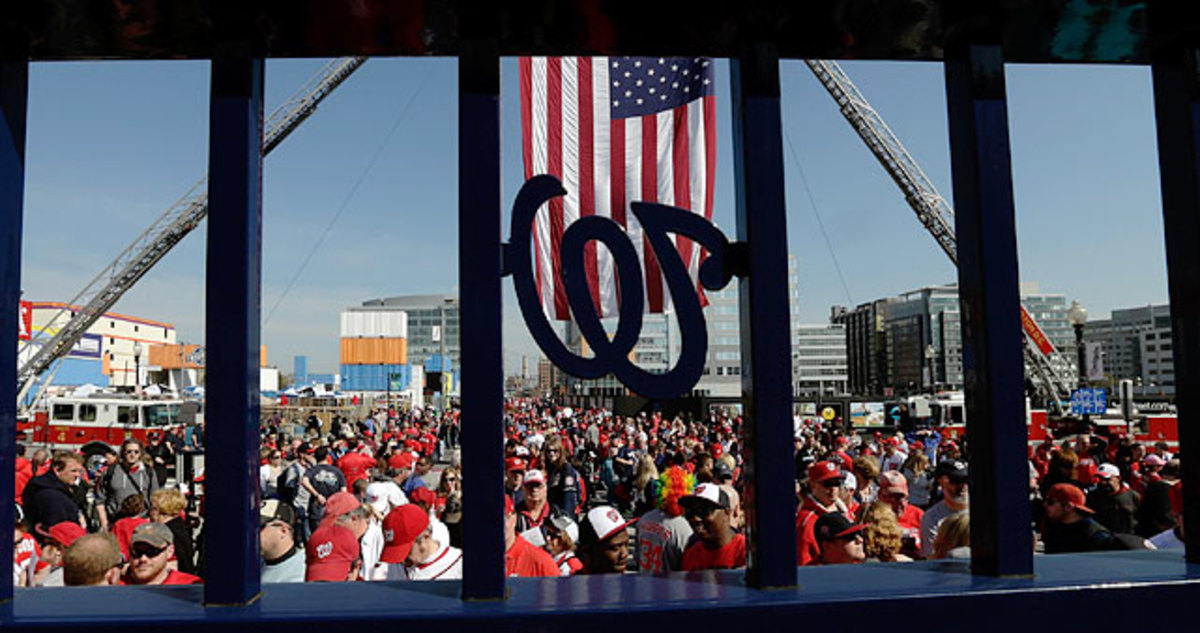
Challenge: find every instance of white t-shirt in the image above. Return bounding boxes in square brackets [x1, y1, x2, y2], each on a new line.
[920, 500, 964, 558]
[635, 509, 694, 573]
[360, 519, 388, 580]
[386, 542, 463, 581]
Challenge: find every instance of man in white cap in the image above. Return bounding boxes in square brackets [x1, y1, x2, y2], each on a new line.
[576, 505, 637, 574]
[1085, 463, 1139, 535]
[361, 480, 407, 580]
[679, 483, 745, 571]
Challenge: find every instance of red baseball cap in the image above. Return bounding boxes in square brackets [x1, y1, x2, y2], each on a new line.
[305, 525, 360, 582]
[1046, 483, 1093, 514]
[319, 491, 361, 528]
[505, 457, 527, 472]
[388, 452, 417, 470]
[36, 522, 86, 548]
[409, 487, 437, 507]
[808, 461, 844, 485]
[379, 505, 430, 564]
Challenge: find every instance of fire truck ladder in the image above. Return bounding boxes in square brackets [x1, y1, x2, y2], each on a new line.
[17, 57, 368, 406]
[804, 59, 1075, 413]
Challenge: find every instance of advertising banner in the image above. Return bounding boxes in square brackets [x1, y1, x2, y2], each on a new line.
[1020, 305, 1055, 356]
[19, 300, 31, 341]
[68, 333, 103, 359]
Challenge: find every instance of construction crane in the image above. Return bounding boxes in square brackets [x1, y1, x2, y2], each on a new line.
[17, 57, 368, 407]
[804, 59, 1075, 413]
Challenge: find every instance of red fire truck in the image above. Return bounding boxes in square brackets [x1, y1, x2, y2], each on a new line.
[17, 394, 194, 468]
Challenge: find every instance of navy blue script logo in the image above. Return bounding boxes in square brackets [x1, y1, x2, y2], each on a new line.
[505, 175, 737, 400]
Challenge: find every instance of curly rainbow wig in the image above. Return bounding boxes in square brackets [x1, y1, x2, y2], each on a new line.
[655, 466, 696, 517]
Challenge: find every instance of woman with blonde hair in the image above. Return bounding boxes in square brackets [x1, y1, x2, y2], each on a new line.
[901, 450, 932, 507]
[857, 502, 911, 562]
[632, 455, 660, 515]
[931, 511, 970, 559]
[150, 488, 197, 575]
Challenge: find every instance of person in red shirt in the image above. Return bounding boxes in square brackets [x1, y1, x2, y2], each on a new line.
[814, 513, 866, 565]
[577, 505, 637, 574]
[123, 522, 201, 585]
[504, 495, 560, 577]
[878, 471, 924, 556]
[679, 483, 746, 571]
[796, 460, 852, 565]
[336, 441, 377, 489]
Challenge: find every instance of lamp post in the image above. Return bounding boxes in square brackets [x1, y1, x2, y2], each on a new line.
[1067, 300, 1088, 424]
[924, 343, 936, 392]
[133, 341, 144, 396]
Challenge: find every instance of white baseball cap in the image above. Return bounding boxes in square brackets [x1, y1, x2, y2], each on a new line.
[366, 481, 406, 514]
[523, 469, 547, 486]
[579, 505, 637, 545]
[1096, 463, 1121, 480]
[680, 482, 731, 510]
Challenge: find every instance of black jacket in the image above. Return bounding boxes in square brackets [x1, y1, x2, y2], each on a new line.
[21, 471, 81, 532]
[1043, 517, 1116, 554]
[1087, 486, 1140, 535]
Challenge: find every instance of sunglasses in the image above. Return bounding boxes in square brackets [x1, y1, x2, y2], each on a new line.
[444, 477, 458, 482]
[124, 449, 141, 455]
[130, 544, 167, 559]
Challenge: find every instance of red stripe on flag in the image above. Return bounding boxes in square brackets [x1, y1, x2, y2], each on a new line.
[698, 95, 717, 306]
[577, 58, 601, 315]
[610, 116, 625, 307]
[519, 58, 544, 310]
[546, 58, 569, 320]
[672, 105, 693, 300]
[642, 114, 663, 313]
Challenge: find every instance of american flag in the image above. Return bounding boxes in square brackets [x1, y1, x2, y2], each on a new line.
[519, 56, 716, 321]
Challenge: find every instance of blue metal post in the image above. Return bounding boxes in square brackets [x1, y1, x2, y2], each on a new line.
[204, 54, 264, 605]
[0, 60, 27, 606]
[944, 45, 1033, 577]
[459, 42, 506, 599]
[1150, 47, 1200, 562]
[730, 44, 798, 588]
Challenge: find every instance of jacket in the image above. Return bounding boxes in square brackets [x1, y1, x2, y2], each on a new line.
[21, 471, 81, 532]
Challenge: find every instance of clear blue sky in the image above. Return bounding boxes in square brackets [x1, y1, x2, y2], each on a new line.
[20, 58, 1169, 376]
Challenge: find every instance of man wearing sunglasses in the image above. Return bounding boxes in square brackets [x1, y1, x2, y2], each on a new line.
[796, 460, 852, 566]
[95, 438, 159, 533]
[124, 522, 201, 585]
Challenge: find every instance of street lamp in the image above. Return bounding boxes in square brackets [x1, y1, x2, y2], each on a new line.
[1066, 300, 1088, 389]
[133, 341, 144, 396]
[924, 344, 936, 392]
[1067, 300, 1089, 426]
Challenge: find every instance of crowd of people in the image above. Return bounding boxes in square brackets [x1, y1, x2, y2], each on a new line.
[11, 397, 1187, 587]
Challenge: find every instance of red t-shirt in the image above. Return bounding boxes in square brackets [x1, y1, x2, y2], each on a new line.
[162, 570, 203, 585]
[112, 517, 150, 560]
[505, 535, 560, 577]
[681, 533, 747, 571]
[337, 452, 377, 487]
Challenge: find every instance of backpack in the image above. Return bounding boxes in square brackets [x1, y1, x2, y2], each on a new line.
[277, 463, 302, 504]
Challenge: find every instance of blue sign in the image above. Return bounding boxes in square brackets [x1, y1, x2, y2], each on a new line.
[1070, 388, 1107, 415]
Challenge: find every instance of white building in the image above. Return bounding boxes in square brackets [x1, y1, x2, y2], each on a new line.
[793, 324, 848, 396]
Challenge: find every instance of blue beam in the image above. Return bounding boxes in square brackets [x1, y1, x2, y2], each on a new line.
[458, 44, 506, 599]
[0, 60, 27, 605]
[944, 45, 1032, 576]
[1150, 47, 1200, 562]
[204, 55, 264, 605]
[730, 45, 798, 588]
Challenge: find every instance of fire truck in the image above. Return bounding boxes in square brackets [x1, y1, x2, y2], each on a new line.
[17, 394, 196, 469]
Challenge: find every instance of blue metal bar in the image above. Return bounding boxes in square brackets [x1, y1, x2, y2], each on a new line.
[204, 54, 264, 605]
[0, 60, 27, 605]
[730, 45, 798, 588]
[458, 43, 505, 600]
[943, 44, 1033, 577]
[1150, 47, 1200, 563]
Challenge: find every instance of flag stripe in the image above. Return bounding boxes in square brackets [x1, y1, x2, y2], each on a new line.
[642, 113, 662, 313]
[624, 116, 644, 309]
[673, 104, 693, 314]
[576, 57, 601, 314]
[546, 57, 569, 320]
[529, 58, 555, 318]
[592, 58, 617, 317]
